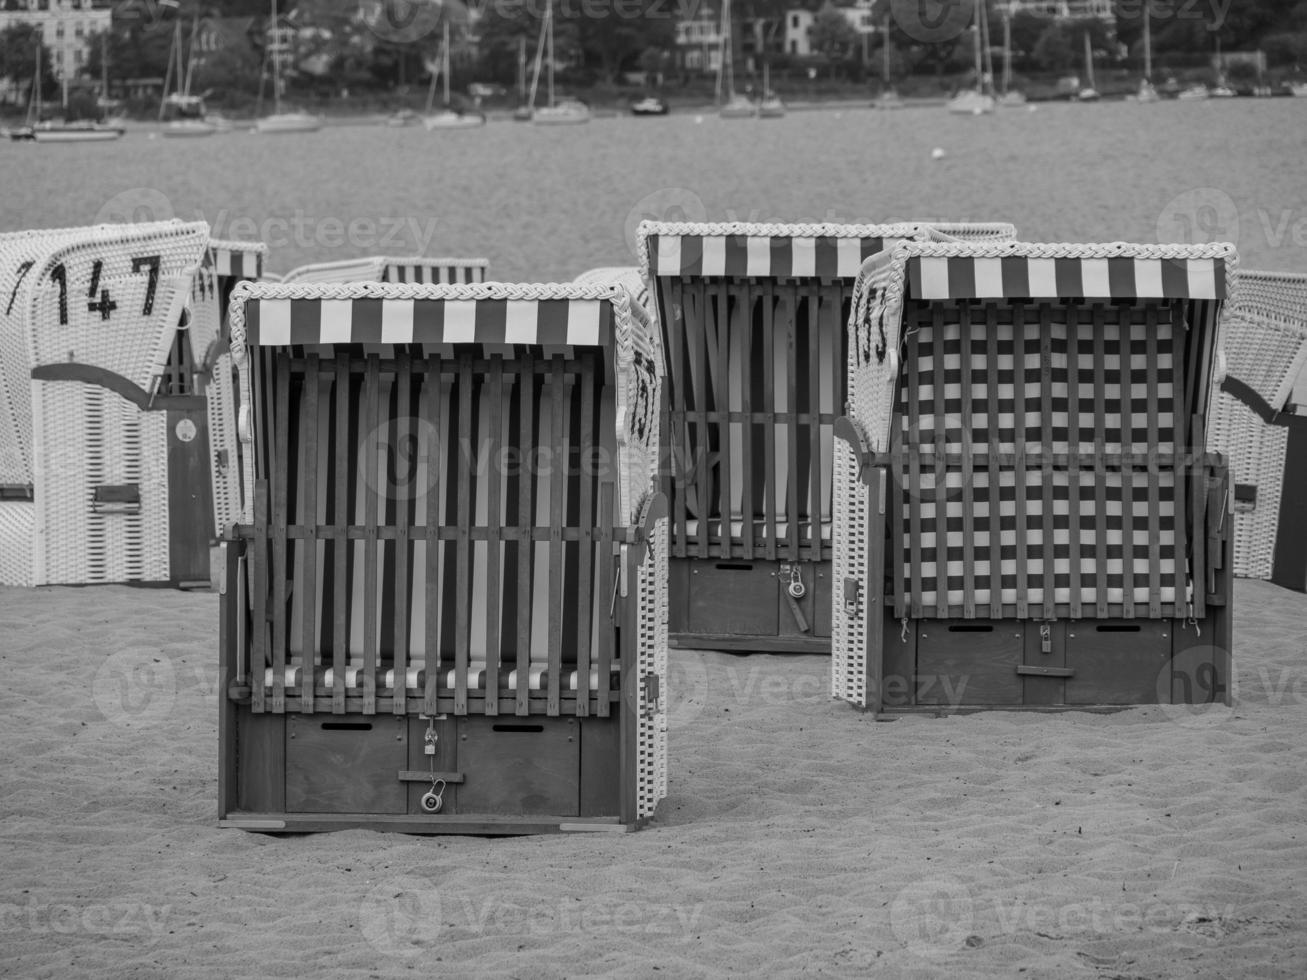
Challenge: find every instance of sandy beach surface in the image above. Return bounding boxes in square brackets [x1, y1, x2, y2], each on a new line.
[1, 578, 1304, 979]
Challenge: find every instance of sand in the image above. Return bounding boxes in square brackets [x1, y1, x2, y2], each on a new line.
[0, 578, 1304, 979]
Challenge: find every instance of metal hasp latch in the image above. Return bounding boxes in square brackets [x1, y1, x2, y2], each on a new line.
[843, 577, 861, 617]
[640, 674, 661, 718]
[779, 563, 810, 633]
[1039, 622, 1053, 655]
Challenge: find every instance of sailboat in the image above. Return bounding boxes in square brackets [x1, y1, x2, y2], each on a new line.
[874, 16, 903, 109]
[997, 4, 1026, 106]
[718, 0, 754, 118]
[529, 0, 589, 125]
[1210, 35, 1235, 97]
[1136, 5, 1159, 102]
[255, 0, 321, 133]
[948, 0, 994, 114]
[161, 16, 216, 137]
[758, 60, 784, 118]
[34, 56, 123, 141]
[423, 19, 486, 129]
[7, 42, 42, 140]
[1077, 31, 1100, 101]
[512, 36, 533, 120]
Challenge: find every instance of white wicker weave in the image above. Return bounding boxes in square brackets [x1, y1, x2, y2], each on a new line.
[1208, 270, 1307, 579]
[0, 220, 209, 585]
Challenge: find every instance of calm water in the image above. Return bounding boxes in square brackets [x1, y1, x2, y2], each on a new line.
[2, 99, 1304, 279]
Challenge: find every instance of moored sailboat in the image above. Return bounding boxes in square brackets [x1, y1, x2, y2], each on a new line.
[254, 0, 321, 134]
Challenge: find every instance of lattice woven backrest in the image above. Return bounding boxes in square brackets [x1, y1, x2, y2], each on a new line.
[0, 220, 209, 484]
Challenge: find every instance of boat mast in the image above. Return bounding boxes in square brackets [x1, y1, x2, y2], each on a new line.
[545, 0, 555, 108]
[1084, 31, 1095, 92]
[1001, 5, 1012, 96]
[159, 19, 179, 120]
[972, 0, 983, 94]
[442, 19, 451, 106]
[882, 15, 891, 90]
[722, 0, 735, 101]
[517, 35, 526, 102]
[270, 0, 282, 115]
[100, 30, 108, 104]
[979, 0, 994, 96]
[1143, 2, 1152, 82]
[527, 2, 546, 110]
[30, 39, 41, 124]
[183, 11, 199, 99]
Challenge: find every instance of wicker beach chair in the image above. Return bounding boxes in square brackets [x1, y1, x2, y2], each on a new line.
[217, 279, 668, 833]
[832, 240, 1235, 712]
[193, 239, 270, 539]
[636, 220, 1017, 653]
[0, 220, 210, 585]
[1208, 270, 1307, 591]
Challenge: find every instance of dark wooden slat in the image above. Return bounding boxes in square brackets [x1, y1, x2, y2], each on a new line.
[300, 356, 320, 714]
[1171, 323, 1190, 617]
[1145, 306, 1162, 618]
[595, 485, 614, 719]
[1039, 304, 1056, 619]
[392, 353, 412, 714]
[1066, 306, 1082, 621]
[807, 282, 824, 563]
[716, 281, 733, 559]
[271, 353, 290, 714]
[1118, 307, 1136, 619]
[1012, 305, 1029, 620]
[454, 354, 473, 716]
[691, 280, 711, 560]
[985, 304, 1002, 619]
[424, 356, 442, 716]
[907, 324, 924, 620]
[739, 278, 754, 560]
[1093, 308, 1109, 618]
[959, 304, 976, 619]
[362, 355, 380, 715]
[762, 280, 778, 560]
[1190, 417, 1208, 621]
[933, 304, 949, 621]
[251, 479, 268, 714]
[546, 357, 566, 716]
[332, 358, 349, 714]
[785, 286, 801, 562]
[484, 363, 504, 717]
[516, 354, 534, 717]
[667, 280, 687, 559]
[574, 359, 595, 717]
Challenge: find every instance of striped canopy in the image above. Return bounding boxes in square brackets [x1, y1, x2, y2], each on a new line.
[206, 240, 265, 280]
[228, 281, 652, 363]
[896, 243, 1233, 301]
[638, 221, 1018, 280]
